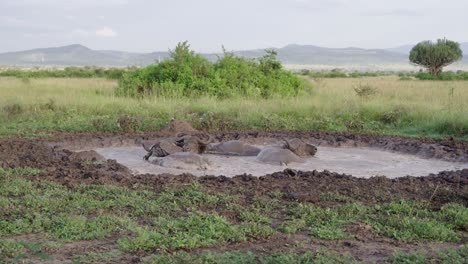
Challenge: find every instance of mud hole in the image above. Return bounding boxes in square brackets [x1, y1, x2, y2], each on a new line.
[1, 131, 467, 262]
[94, 145, 467, 178]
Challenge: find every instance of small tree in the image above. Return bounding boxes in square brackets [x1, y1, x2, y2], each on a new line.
[409, 39, 463, 76]
[163, 41, 213, 84]
[259, 49, 282, 74]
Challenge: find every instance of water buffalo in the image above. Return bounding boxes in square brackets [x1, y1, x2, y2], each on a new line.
[282, 138, 317, 156]
[206, 140, 261, 156]
[151, 152, 212, 170]
[256, 147, 305, 165]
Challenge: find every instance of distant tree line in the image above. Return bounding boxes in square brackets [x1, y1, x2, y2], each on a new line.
[0, 66, 129, 79]
[298, 69, 468, 81]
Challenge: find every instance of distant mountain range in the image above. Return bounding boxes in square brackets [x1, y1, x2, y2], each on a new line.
[0, 43, 467, 69]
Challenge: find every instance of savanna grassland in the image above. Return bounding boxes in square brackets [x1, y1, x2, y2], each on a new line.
[0, 70, 467, 263]
[0, 75, 467, 139]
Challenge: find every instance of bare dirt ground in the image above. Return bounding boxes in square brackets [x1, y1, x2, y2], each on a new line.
[0, 131, 467, 263]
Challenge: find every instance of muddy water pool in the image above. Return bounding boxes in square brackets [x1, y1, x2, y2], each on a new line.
[94, 146, 468, 178]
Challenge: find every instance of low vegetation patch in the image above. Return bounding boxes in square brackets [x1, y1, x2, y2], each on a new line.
[71, 250, 121, 264]
[118, 212, 248, 252]
[148, 250, 356, 264]
[389, 246, 468, 264]
[281, 200, 466, 242]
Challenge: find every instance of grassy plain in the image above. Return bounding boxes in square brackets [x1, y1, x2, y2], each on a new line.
[0, 76, 467, 139]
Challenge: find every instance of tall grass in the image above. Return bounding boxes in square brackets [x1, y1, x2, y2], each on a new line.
[0, 76, 467, 139]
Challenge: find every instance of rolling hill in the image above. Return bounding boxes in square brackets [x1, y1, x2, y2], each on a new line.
[0, 43, 467, 68]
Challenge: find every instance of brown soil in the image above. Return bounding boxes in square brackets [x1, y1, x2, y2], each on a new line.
[160, 119, 200, 135]
[1, 131, 467, 263]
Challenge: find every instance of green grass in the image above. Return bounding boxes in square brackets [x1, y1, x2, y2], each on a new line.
[118, 212, 251, 252]
[72, 251, 121, 264]
[48, 215, 129, 241]
[0, 240, 56, 262]
[388, 251, 428, 264]
[389, 246, 468, 264]
[0, 76, 467, 139]
[437, 246, 468, 264]
[148, 250, 358, 264]
[368, 201, 463, 242]
[0, 168, 466, 262]
[283, 200, 466, 242]
[0, 239, 25, 259]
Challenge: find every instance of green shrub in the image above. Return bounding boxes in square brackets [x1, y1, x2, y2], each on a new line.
[0, 239, 24, 259]
[353, 83, 378, 98]
[2, 103, 23, 117]
[116, 42, 304, 98]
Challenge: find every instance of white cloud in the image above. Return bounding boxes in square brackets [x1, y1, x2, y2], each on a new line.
[95, 27, 117, 37]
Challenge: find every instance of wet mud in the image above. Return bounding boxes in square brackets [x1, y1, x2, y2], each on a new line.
[0, 132, 466, 206]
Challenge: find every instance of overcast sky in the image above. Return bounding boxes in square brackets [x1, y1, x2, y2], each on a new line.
[0, 0, 466, 53]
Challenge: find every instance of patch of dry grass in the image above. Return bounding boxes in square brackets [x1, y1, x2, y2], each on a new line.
[0, 76, 467, 138]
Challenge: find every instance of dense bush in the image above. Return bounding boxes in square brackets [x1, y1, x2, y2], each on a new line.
[0, 66, 128, 79]
[116, 42, 304, 98]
